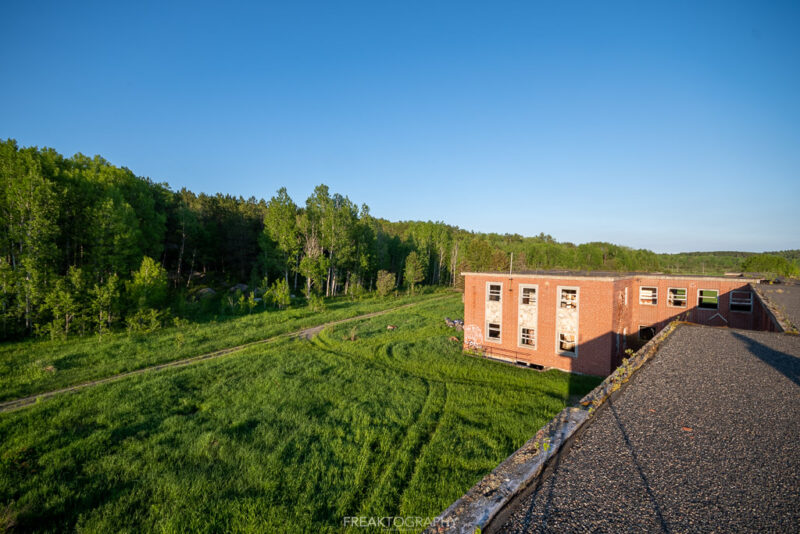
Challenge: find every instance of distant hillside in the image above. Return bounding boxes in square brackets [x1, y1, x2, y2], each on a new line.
[1, 139, 797, 341]
[655, 250, 799, 275]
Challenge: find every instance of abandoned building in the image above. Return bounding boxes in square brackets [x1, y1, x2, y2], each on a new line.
[462, 271, 779, 375]
[434, 276, 798, 533]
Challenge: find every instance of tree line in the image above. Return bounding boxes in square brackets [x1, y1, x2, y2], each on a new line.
[1, 139, 797, 341]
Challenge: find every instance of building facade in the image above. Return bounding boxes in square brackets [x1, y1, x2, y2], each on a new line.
[462, 272, 777, 376]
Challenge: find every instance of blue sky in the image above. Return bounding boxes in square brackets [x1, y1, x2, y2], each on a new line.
[1, 1, 798, 253]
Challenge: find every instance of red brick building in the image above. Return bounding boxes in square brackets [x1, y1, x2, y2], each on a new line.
[462, 271, 777, 376]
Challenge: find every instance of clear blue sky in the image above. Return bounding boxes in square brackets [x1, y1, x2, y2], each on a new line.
[1, 1, 798, 253]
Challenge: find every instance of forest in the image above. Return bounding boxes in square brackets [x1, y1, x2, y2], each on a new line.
[1, 139, 797, 341]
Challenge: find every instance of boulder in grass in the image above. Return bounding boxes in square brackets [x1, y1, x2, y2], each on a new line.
[386, 325, 397, 330]
[229, 283, 249, 293]
[196, 287, 216, 299]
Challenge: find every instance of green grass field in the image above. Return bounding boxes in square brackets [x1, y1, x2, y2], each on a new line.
[0, 290, 444, 403]
[0, 295, 600, 532]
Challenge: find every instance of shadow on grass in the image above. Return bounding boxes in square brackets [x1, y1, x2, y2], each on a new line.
[566, 371, 603, 406]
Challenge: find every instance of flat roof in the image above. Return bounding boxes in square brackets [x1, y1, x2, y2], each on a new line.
[494, 325, 800, 532]
[756, 284, 800, 331]
[461, 270, 762, 283]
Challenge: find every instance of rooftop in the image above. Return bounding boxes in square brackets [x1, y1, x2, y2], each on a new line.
[461, 270, 763, 282]
[494, 325, 800, 533]
[756, 283, 800, 331]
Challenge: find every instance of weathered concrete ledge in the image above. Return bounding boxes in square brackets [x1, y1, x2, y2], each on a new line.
[425, 322, 681, 534]
[752, 283, 796, 334]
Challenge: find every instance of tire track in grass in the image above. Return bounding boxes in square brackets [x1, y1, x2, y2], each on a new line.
[306, 332, 438, 520]
[308, 324, 428, 386]
[320, 325, 567, 401]
[358, 377, 447, 519]
[312, 324, 453, 519]
[0, 295, 453, 414]
[337, 373, 435, 521]
[398, 382, 449, 516]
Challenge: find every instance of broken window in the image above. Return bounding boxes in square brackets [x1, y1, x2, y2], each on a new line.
[487, 322, 501, 341]
[520, 327, 535, 347]
[559, 289, 577, 309]
[487, 283, 502, 302]
[667, 287, 687, 308]
[558, 332, 576, 355]
[638, 325, 656, 341]
[639, 286, 657, 306]
[730, 291, 753, 313]
[520, 286, 537, 305]
[698, 289, 719, 309]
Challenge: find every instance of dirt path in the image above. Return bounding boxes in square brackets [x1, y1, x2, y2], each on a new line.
[0, 294, 452, 414]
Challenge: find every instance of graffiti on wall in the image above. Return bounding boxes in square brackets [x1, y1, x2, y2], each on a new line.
[464, 324, 483, 349]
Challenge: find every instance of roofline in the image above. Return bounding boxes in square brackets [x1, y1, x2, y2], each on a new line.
[460, 271, 763, 283]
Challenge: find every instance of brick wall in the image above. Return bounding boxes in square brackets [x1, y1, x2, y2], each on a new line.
[463, 273, 771, 376]
[463, 274, 617, 376]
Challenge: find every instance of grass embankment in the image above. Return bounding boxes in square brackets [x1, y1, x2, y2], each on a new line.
[0, 295, 600, 532]
[0, 290, 445, 402]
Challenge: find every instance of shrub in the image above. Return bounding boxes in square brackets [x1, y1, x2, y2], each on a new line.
[267, 279, 291, 309]
[376, 270, 396, 297]
[348, 283, 367, 301]
[126, 308, 164, 334]
[223, 290, 243, 315]
[308, 293, 326, 312]
[246, 292, 258, 313]
[127, 257, 168, 311]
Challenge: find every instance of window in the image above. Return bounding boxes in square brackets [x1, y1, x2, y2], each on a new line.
[638, 325, 656, 341]
[667, 287, 687, 308]
[520, 327, 535, 347]
[558, 332, 577, 355]
[517, 284, 537, 349]
[520, 286, 537, 305]
[487, 283, 502, 302]
[698, 289, 719, 310]
[559, 289, 577, 309]
[639, 286, 657, 305]
[487, 322, 501, 341]
[730, 291, 753, 313]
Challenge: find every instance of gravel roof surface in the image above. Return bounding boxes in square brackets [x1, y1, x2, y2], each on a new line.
[495, 325, 800, 533]
[759, 284, 800, 330]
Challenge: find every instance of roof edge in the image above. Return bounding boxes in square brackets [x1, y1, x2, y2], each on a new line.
[460, 271, 762, 283]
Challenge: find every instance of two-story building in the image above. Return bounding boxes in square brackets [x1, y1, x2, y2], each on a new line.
[462, 271, 777, 375]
